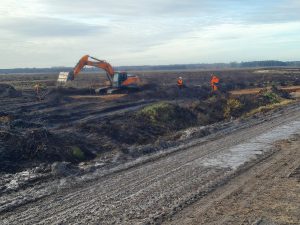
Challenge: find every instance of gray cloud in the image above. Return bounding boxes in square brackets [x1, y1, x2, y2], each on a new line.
[233, 0, 300, 24]
[0, 17, 106, 37]
[40, 0, 300, 22]
[0, 0, 299, 68]
[40, 0, 230, 18]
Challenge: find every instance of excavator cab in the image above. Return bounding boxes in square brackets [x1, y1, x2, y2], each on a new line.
[112, 72, 128, 88]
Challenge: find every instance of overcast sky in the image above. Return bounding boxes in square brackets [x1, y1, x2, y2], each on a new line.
[0, 0, 300, 68]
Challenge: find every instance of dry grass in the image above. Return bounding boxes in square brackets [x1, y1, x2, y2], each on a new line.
[70, 94, 127, 100]
[0, 115, 12, 123]
[230, 86, 300, 96]
[244, 99, 294, 117]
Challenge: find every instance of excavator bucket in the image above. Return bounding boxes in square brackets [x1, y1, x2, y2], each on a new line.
[57, 72, 69, 86]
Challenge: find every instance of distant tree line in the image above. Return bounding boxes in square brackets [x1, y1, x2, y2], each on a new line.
[1, 61, 300, 74]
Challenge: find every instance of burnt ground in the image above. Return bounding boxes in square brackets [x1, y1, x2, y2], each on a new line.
[0, 72, 298, 167]
[0, 68, 300, 224]
[0, 68, 299, 172]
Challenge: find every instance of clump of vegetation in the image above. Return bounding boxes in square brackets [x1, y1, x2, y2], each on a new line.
[0, 113, 13, 124]
[190, 86, 293, 123]
[258, 88, 281, 104]
[71, 146, 85, 160]
[236, 86, 293, 117]
[223, 98, 242, 118]
[0, 84, 21, 98]
[270, 85, 292, 99]
[190, 95, 228, 124]
[136, 102, 197, 129]
[137, 102, 173, 123]
[0, 126, 95, 171]
[244, 99, 293, 117]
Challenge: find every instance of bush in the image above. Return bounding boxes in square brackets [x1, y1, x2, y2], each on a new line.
[71, 146, 85, 160]
[224, 98, 242, 118]
[137, 102, 174, 123]
[271, 85, 291, 99]
[263, 91, 280, 104]
[258, 88, 281, 104]
[190, 95, 228, 124]
[136, 102, 197, 129]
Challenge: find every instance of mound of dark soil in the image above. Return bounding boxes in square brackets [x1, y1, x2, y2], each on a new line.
[0, 127, 95, 172]
[78, 102, 197, 148]
[0, 84, 21, 98]
[190, 95, 228, 125]
[53, 87, 96, 96]
[131, 84, 211, 100]
[10, 119, 43, 129]
[234, 87, 287, 113]
[189, 85, 292, 125]
[38, 87, 95, 103]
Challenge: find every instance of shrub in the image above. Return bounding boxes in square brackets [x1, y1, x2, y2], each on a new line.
[263, 91, 280, 104]
[190, 95, 228, 124]
[257, 88, 281, 105]
[71, 146, 85, 160]
[136, 102, 197, 129]
[224, 98, 243, 118]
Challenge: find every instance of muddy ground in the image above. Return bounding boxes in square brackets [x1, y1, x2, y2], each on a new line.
[0, 68, 299, 224]
[0, 101, 299, 225]
[0, 69, 298, 171]
[166, 136, 300, 225]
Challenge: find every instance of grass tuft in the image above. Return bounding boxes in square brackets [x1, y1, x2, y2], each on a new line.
[244, 99, 294, 117]
[71, 146, 85, 160]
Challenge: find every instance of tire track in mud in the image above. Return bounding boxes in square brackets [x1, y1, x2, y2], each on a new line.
[71, 100, 155, 125]
[36, 100, 154, 129]
[0, 113, 278, 215]
[1, 91, 154, 127]
[166, 138, 300, 225]
[1, 104, 300, 225]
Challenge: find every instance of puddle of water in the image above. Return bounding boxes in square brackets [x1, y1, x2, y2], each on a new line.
[200, 120, 300, 169]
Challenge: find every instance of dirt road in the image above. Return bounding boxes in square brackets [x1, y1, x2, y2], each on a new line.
[1, 103, 300, 225]
[166, 137, 300, 225]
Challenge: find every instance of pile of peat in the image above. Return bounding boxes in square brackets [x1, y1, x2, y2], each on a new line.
[0, 84, 21, 98]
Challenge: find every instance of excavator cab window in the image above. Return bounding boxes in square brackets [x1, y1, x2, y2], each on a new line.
[113, 72, 127, 88]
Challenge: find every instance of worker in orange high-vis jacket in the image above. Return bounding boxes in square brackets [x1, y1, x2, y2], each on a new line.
[210, 74, 220, 92]
[177, 76, 184, 89]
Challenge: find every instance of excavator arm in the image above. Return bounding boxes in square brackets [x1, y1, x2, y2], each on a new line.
[67, 55, 115, 85]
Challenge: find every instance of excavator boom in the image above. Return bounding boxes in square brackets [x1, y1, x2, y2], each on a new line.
[67, 55, 115, 85]
[57, 55, 115, 85]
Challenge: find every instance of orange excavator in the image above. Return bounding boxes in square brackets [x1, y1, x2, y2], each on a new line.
[57, 55, 140, 94]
